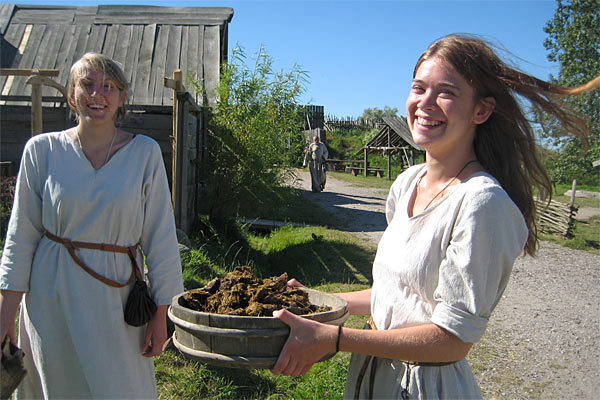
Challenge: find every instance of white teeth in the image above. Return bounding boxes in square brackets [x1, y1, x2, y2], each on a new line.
[417, 117, 441, 126]
[89, 105, 104, 109]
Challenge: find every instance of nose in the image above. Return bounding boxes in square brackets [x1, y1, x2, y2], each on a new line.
[418, 90, 437, 111]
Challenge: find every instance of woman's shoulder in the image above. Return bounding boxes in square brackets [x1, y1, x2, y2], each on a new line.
[392, 164, 426, 189]
[127, 134, 162, 155]
[458, 172, 522, 216]
[129, 133, 159, 147]
[23, 130, 70, 152]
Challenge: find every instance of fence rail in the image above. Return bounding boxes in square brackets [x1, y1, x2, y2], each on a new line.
[534, 198, 577, 237]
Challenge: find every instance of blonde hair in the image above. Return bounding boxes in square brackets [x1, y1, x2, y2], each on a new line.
[67, 52, 130, 122]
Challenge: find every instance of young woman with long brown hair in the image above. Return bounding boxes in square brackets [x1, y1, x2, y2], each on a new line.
[270, 34, 599, 399]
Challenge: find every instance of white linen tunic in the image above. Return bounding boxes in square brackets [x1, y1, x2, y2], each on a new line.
[0, 131, 184, 399]
[345, 164, 528, 399]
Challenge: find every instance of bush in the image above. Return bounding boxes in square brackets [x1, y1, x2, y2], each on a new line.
[187, 46, 308, 227]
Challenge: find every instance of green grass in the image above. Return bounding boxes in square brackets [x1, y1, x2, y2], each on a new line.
[237, 183, 340, 227]
[540, 215, 600, 255]
[328, 171, 395, 190]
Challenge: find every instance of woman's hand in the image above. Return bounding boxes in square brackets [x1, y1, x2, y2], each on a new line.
[142, 305, 169, 357]
[0, 290, 24, 349]
[287, 278, 304, 288]
[270, 309, 338, 377]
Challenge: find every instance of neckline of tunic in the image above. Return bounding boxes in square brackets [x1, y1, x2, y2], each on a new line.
[406, 166, 490, 219]
[63, 130, 138, 172]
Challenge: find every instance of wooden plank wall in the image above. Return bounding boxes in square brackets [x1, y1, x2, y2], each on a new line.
[0, 5, 232, 107]
[0, 105, 174, 188]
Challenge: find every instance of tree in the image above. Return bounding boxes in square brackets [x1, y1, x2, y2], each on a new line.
[537, 0, 600, 185]
[359, 106, 398, 123]
[188, 46, 307, 226]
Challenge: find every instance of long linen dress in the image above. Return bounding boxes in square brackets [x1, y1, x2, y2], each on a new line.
[0, 131, 184, 399]
[304, 142, 328, 192]
[344, 164, 528, 399]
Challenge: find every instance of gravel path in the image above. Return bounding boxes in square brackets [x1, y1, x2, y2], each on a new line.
[291, 169, 600, 399]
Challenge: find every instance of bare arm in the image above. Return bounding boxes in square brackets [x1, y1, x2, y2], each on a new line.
[271, 310, 471, 377]
[0, 290, 24, 346]
[142, 304, 169, 357]
[333, 289, 371, 315]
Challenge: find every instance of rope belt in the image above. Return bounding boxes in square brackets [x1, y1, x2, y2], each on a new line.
[44, 230, 141, 288]
[354, 317, 461, 400]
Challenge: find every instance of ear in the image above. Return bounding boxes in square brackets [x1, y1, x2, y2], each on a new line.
[119, 90, 128, 107]
[473, 96, 496, 125]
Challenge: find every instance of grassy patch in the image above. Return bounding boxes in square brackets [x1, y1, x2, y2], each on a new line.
[328, 171, 395, 190]
[539, 215, 600, 255]
[237, 183, 340, 227]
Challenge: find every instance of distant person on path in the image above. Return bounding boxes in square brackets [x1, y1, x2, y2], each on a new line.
[271, 34, 599, 398]
[303, 135, 329, 192]
[0, 53, 184, 399]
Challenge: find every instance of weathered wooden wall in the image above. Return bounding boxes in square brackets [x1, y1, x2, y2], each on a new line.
[0, 104, 174, 186]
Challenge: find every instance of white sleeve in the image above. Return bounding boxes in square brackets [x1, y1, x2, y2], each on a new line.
[139, 142, 184, 305]
[430, 188, 527, 343]
[385, 175, 406, 224]
[0, 138, 45, 291]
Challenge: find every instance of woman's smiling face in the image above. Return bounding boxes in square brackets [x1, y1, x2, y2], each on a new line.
[73, 67, 124, 125]
[406, 57, 485, 158]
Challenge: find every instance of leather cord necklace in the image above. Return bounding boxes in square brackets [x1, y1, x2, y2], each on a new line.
[419, 159, 478, 211]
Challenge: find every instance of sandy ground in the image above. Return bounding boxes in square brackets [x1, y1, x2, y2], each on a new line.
[291, 169, 600, 399]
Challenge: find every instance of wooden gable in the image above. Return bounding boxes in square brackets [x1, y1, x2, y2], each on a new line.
[0, 4, 233, 106]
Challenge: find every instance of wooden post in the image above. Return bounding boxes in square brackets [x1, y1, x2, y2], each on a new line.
[24, 70, 66, 136]
[163, 69, 184, 216]
[570, 179, 577, 207]
[363, 147, 368, 177]
[30, 76, 43, 136]
[387, 126, 392, 180]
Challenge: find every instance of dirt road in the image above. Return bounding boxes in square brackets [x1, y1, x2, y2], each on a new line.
[291, 169, 600, 399]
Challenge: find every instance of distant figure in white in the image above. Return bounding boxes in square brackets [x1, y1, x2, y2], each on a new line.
[303, 135, 329, 192]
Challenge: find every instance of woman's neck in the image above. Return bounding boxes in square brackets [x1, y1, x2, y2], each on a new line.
[423, 151, 479, 184]
[77, 121, 116, 147]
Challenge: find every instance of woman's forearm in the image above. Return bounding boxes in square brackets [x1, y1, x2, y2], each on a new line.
[340, 322, 472, 362]
[0, 290, 25, 342]
[334, 289, 371, 315]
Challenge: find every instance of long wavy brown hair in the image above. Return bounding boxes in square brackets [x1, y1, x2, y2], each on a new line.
[414, 34, 600, 256]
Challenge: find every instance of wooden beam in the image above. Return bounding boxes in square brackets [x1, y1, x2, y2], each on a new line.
[25, 73, 68, 136]
[0, 68, 59, 77]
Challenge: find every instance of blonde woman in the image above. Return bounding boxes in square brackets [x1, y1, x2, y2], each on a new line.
[0, 53, 184, 399]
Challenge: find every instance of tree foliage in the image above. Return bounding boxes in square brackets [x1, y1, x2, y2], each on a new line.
[538, 0, 600, 184]
[359, 106, 398, 123]
[188, 46, 307, 225]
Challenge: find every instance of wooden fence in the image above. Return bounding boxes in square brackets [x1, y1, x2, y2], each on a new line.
[534, 180, 579, 237]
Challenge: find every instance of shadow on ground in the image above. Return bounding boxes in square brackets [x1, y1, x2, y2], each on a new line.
[300, 188, 387, 234]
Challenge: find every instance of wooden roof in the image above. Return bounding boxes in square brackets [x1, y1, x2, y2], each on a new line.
[356, 116, 424, 156]
[0, 4, 233, 106]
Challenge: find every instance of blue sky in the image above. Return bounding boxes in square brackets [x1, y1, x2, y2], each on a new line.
[10, 0, 561, 118]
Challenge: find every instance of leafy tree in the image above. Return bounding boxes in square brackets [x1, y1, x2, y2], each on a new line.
[537, 0, 600, 185]
[359, 106, 398, 123]
[188, 46, 307, 227]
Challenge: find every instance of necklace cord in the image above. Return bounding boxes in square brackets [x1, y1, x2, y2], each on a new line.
[420, 159, 478, 210]
[77, 127, 117, 168]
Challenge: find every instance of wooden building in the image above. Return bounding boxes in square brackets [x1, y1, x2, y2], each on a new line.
[354, 116, 424, 179]
[0, 4, 234, 231]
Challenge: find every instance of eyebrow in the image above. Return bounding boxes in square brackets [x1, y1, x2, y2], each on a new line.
[412, 79, 461, 91]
